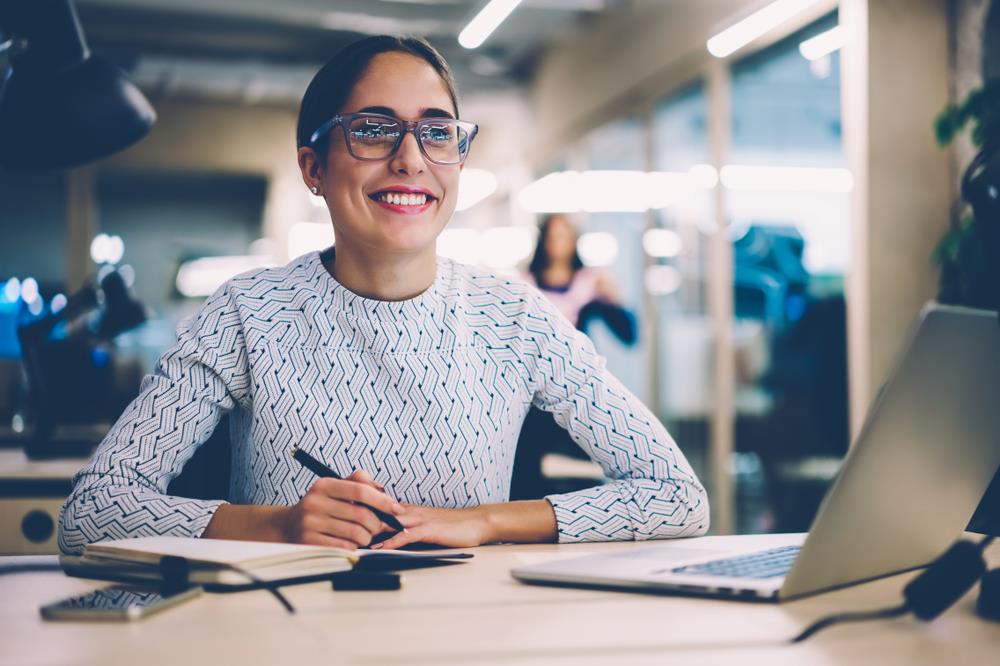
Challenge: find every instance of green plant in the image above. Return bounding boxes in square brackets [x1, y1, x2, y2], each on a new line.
[933, 79, 1000, 309]
[935, 80, 1000, 148]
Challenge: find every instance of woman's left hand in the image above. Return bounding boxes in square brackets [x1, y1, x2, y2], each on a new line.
[371, 504, 492, 550]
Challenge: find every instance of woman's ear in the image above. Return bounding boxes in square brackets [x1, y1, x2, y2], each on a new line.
[297, 146, 323, 191]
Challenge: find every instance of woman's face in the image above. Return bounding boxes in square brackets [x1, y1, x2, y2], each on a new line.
[305, 52, 461, 257]
[544, 216, 577, 263]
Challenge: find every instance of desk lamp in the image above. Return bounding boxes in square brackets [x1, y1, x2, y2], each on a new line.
[17, 268, 147, 458]
[0, 0, 156, 169]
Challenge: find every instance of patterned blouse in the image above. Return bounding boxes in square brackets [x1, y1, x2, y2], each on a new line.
[59, 250, 709, 554]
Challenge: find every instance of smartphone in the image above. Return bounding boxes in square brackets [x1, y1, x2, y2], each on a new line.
[39, 585, 203, 622]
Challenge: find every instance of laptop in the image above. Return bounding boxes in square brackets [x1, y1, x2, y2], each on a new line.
[512, 303, 1000, 601]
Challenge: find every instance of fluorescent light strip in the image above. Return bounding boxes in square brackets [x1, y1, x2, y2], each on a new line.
[707, 0, 823, 58]
[459, 0, 523, 49]
[517, 167, 717, 214]
[799, 25, 845, 61]
[720, 165, 854, 193]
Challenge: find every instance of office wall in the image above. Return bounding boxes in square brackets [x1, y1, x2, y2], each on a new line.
[101, 98, 306, 261]
[0, 172, 67, 284]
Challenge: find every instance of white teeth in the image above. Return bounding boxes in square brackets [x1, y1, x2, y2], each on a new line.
[377, 192, 428, 206]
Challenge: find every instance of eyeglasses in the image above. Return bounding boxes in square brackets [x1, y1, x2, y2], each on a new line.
[309, 112, 479, 166]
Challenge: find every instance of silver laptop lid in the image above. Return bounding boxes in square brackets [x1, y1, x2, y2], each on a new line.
[781, 303, 1000, 599]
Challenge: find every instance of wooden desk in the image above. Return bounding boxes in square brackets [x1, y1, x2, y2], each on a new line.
[2, 534, 998, 665]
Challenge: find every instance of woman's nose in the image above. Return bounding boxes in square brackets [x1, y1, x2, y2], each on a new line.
[388, 131, 426, 176]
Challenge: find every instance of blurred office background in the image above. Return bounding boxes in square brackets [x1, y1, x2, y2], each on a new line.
[1, 0, 997, 550]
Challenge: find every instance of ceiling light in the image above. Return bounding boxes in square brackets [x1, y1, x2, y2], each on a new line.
[517, 169, 716, 214]
[4, 278, 21, 302]
[50, 293, 68, 313]
[707, 0, 824, 58]
[20, 277, 39, 303]
[459, 0, 523, 49]
[643, 229, 684, 258]
[645, 265, 683, 295]
[577, 232, 619, 267]
[720, 165, 854, 193]
[799, 25, 845, 61]
[517, 171, 579, 213]
[106, 235, 125, 265]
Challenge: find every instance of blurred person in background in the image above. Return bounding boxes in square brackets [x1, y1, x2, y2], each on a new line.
[59, 36, 706, 555]
[512, 214, 637, 500]
[524, 214, 635, 343]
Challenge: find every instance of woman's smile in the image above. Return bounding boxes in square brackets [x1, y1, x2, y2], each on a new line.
[368, 184, 439, 216]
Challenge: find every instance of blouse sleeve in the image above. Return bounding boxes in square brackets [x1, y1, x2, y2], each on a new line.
[523, 289, 710, 543]
[58, 283, 251, 555]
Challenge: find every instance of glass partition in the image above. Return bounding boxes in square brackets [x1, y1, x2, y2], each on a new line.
[650, 82, 714, 488]
[727, 12, 849, 533]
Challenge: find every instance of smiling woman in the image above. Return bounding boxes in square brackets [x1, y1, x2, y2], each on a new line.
[58, 35, 710, 555]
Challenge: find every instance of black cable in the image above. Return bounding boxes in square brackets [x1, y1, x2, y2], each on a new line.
[791, 535, 994, 643]
[226, 564, 296, 615]
[159, 556, 295, 614]
[791, 604, 909, 643]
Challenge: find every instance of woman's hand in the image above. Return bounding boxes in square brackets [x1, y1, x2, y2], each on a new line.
[279, 470, 403, 549]
[370, 504, 492, 550]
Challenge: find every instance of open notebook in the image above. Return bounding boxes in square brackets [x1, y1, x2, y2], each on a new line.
[62, 536, 356, 586]
[61, 536, 472, 587]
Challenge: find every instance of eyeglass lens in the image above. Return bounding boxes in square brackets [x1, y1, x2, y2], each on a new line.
[346, 116, 470, 164]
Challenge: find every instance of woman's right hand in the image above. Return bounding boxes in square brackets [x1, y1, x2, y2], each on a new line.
[279, 471, 404, 549]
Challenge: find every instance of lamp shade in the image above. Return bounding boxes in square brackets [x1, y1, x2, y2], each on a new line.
[0, 0, 156, 170]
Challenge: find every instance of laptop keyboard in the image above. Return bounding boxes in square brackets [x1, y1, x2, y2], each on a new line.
[670, 545, 801, 579]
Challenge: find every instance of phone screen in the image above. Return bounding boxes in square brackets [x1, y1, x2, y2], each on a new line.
[41, 585, 201, 621]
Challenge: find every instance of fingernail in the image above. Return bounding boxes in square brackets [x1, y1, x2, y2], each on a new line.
[371, 543, 383, 549]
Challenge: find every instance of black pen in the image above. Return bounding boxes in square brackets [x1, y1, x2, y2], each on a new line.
[290, 447, 406, 533]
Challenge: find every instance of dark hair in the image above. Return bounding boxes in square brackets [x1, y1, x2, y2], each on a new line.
[296, 35, 460, 161]
[528, 214, 584, 287]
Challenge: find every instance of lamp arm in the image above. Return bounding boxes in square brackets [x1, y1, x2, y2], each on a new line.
[0, 0, 89, 70]
[0, 37, 29, 58]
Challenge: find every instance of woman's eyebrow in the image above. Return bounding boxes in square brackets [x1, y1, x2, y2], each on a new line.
[356, 105, 456, 119]
[358, 105, 397, 116]
[421, 107, 456, 119]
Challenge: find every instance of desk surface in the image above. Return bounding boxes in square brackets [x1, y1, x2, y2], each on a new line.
[0, 449, 88, 481]
[2, 533, 998, 666]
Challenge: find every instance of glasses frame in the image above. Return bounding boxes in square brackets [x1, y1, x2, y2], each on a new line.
[309, 112, 479, 166]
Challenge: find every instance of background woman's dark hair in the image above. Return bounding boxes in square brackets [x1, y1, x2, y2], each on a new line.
[528, 214, 584, 288]
[296, 35, 460, 161]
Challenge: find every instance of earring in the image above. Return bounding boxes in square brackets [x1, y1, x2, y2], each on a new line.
[310, 186, 319, 195]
